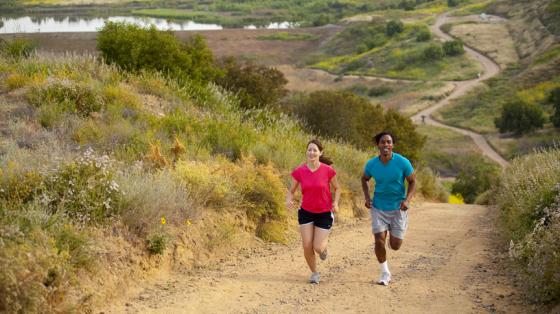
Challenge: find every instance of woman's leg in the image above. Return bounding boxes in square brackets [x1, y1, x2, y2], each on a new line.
[300, 223, 316, 272]
[313, 226, 330, 256]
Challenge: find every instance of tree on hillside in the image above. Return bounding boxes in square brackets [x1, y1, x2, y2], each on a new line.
[97, 22, 221, 84]
[216, 57, 287, 110]
[423, 43, 444, 60]
[386, 20, 404, 37]
[443, 40, 464, 56]
[494, 98, 545, 135]
[452, 154, 500, 204]
[550, 87, 560, 128]
[447, 0, 463, 7]
[291, 90, 425, 162]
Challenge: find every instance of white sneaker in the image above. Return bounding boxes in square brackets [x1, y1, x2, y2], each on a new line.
[309, 272, 320, 284]
[377, 272, 391, 286]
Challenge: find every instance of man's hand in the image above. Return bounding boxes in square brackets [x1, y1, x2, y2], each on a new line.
[364, 198, 371, 209]
[400, 200, 409, 211]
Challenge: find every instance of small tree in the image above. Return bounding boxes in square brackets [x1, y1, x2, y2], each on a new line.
[452, 154, 500, 204]
[386, 20, 404, 37]
[423, 44, 444, 60]
[443, 40, 464, 56]
[447, 0, 462, 7]
[416, 28, 432, 42]
[549, 87, 560, 128]
[216, 57, 287, 109]
[494, 98, 545, 135]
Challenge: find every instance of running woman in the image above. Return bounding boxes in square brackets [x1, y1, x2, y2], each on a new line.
[361, 131, 416, 286]
[286, 139, 341, 284]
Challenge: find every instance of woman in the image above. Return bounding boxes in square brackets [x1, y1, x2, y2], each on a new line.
[286, 139, 341, 284]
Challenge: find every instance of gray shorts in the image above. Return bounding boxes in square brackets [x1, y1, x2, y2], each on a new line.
[370, 207, 408, 239]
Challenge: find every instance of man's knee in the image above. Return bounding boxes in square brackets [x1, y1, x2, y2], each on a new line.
[303, 241, 314, 252]
[389, 238, 402, 250]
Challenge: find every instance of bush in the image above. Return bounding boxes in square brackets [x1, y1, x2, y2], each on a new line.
[216, 57, 287, 109]
[416, 167, 449, 202]
[292, 90, 425, 162]
[0, 38, 36, 59]
[416, 28, 432, 42]
[146, 233, 168, 255]
[368, 85, 393, 97]
[423, 44, 444, 60]
[443, 40, 464, 56]
[495, 147, 560, 303]
[494, 98, 545, 135]
[40, 149, 123, 225]
[452, 154, 500, 204]
[97, 22, 221, 83]
[28, 81, 105, 118]
[550, 87, 560, 128]
[447, 0, 463, 7]
[386, 20, 404, 37]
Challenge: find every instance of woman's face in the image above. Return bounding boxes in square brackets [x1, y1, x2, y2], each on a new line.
[307, 143, 322, 162]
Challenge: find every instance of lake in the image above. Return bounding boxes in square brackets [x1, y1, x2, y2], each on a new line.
[0, 16, 297, 34]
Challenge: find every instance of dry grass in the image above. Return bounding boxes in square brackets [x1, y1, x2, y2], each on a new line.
[449, 22, 519, 68]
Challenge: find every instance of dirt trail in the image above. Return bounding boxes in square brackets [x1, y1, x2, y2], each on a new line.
[103, 202, 528, 314]
[411, 13, 509, 168]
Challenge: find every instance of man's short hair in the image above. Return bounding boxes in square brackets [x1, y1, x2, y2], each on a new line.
[374, 131, 396, 145]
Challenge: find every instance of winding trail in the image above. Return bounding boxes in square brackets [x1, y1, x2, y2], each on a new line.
[411, 13, 509, 168]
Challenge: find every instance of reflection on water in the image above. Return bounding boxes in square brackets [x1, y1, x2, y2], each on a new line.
[0, 16, 297, 33]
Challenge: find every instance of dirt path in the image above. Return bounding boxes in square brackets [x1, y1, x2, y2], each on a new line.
[411, 13, 509, 168]
[102, 202, 528, 314]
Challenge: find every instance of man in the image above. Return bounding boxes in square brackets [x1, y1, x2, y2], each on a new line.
[361, 131, 416, 286]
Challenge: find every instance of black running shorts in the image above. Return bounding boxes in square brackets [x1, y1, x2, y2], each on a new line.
[298, 208, 334, 230]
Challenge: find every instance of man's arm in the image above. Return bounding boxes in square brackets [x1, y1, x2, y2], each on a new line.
[361, 173, 372, 209]
[400, 173, 417, 211]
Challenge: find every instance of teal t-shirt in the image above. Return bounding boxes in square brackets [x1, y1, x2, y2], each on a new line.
[364, 153, 414, 211]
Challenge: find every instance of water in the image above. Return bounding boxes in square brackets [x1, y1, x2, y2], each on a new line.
[0, 16, 297, 34]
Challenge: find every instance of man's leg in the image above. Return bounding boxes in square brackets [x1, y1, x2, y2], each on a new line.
[374, 231, 388, 263]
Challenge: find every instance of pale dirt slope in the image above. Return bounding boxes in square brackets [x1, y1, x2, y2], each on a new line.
[102, 203, 529, 314]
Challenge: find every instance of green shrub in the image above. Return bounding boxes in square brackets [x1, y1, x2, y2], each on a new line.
[423, 44, 444, 60]
[216, 57, 287, 109]
[452, 154, 500, 203]
[0, 38, 36, 59]
[443, 40, 464, 56]
[494, 98, 545, 135]
[292, 90, 425, 162]
[28, 81, 105, 118]
[416, 28, 432, 42]
[416, 167, 449, 202]
[97, 22, 221, 84]
[146, 233, 167, 255]
[386, 20, 404, 37]
[368, 85, 393, 96]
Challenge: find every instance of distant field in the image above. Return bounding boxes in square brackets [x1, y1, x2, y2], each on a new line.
[448, 21, 519, 69]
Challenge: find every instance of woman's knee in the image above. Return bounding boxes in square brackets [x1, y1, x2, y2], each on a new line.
[302, 241, 314, 252]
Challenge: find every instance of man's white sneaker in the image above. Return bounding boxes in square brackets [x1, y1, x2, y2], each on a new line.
[377, 272, 391, 286]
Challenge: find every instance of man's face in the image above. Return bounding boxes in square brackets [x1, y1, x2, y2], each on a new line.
[377, 135, 393, 156]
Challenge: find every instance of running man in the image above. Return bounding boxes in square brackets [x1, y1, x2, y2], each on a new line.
[361, 131, 416, 286]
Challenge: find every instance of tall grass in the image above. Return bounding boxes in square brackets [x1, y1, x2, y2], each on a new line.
[494, 147, 560, 304]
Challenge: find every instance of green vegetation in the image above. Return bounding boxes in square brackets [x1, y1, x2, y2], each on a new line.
[216, 57, 287, 109]
[550, 87, 560, 127]
[0, 38, 36, 59]
[97, 22, 221, 84]
[494, 147, 560, 304]
[494, 98, 545, 135]
[257, 32, 319, 41]
[289, 90, 426, 162]
[451, 154, 500, 203]
[312, 20, 481, 80]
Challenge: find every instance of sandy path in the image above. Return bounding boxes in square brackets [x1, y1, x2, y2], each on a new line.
[102, 203, 528, 314]
[411, 13, 509, 168]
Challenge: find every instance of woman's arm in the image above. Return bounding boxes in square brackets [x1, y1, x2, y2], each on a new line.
[286, 178, 300, 209]
[330, 175, 341, 213]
